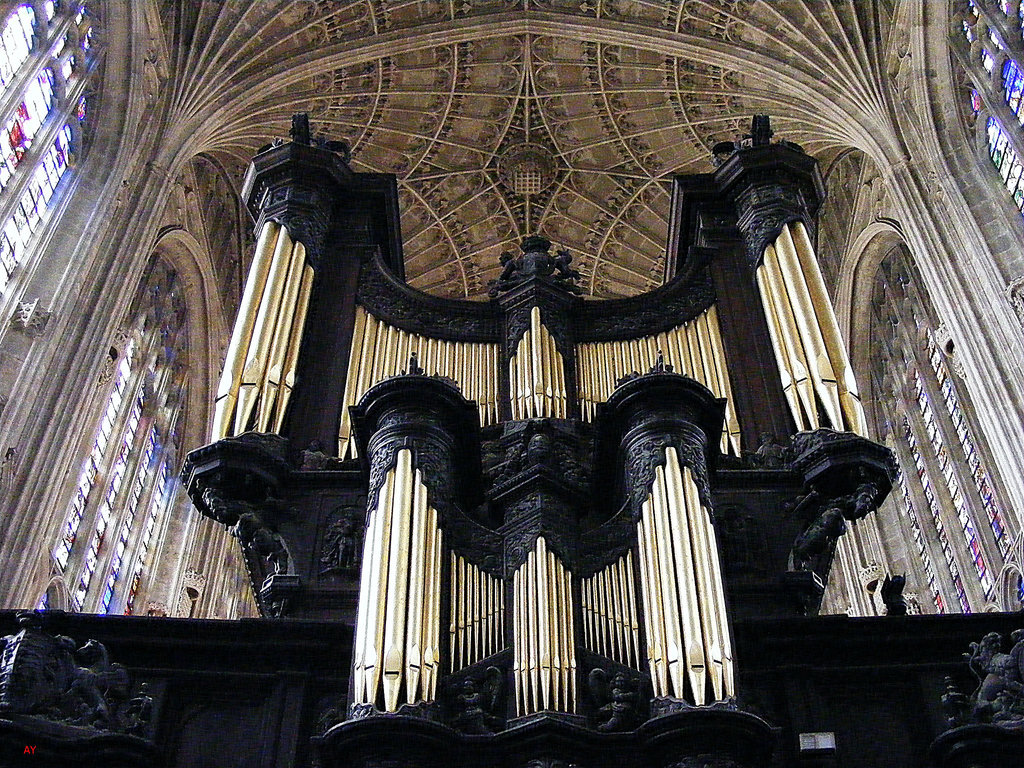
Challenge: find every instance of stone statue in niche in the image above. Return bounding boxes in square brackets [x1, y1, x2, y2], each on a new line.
[450, 666, 503, 734]
[588, 669, 638, 732]
[941, 629, 1024, 728]
[488, 236, 583, 297]
[320, 512, 360, 574]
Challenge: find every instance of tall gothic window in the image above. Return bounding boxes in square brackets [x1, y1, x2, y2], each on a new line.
[0, 2, 94, 293]
[46, 259, 189, 614]
[957, 0, 1024, 215]
[870, 246, 1013, 612]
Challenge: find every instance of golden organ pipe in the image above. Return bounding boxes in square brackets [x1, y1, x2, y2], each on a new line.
[513, 568, 523, 713]
[773, 227, 843, 429]
[566, 570, 577, 710]
[429, 525, 442, 699]
[547, 550, 560, 709]
[274, 263, 314, 433]
[676, 455, 719, 704]
[618, 552, 634, 667]
[663, 451, 707, 705]
[652, 464, 687, 701]
[762, 247, 817, 428]
[363, 465, 395, 705]
[691, 464, 732, 698]
[527, 550, 539, 712]
[706, 307, 741, 454]
[352, 503, 376, 703]
[381, 451, 414, 712]
[213, 221, 280, 439]
[790, 221, 866, 433]
[235, 227, 294, 434]
[640, 510, 668, 695]
[635, 519, 658, 688]
[756, 266, 804, 430]
[404, 470, 428, 704]
[537, 538, 551, 710]
[257, 240, 306, 432]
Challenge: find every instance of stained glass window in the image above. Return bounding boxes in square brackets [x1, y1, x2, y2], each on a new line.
[0, 6, 35, 90]
[904, 413, 972, 612]
[912, 371, 994, 598]
[985, 118, 1024, 213]
[53, 339, 136, 571]
[894, 461, 944, 612]
[0, 2, 95, 293]
[72, 387, 145, 610]
[125, 460, 174, 615]
[928, 343, 1010, 557]
[100, 427, 158, 613]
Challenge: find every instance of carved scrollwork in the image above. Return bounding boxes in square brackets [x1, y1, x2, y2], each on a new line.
[357, 254, 499, 342]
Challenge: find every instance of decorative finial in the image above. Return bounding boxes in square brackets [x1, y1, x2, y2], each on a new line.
[648, 350, 673, 374]
[749, 115, 773, 147]
[290, 113, 312, 145]
[404, 352, 424, 376]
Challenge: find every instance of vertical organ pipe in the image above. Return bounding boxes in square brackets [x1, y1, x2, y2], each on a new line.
[213, 221, 279, 440]
[338, 307, 501, 457]
[513, 537, 576, 714]
[757, 221, 864, 434]
[573, 309, 741, 454]
[235, 226, 295, 434]
[212, 222, 314, 440]
[790, 221, 866, 434]
[636, 448, 734, 705]
[353, 450, 445, 711]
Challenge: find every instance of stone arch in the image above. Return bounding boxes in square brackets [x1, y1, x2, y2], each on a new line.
[40, 575, 70, 611]
[150, 225, 228, 453]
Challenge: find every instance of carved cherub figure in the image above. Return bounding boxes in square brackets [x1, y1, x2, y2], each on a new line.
[588, 669, 638, 732]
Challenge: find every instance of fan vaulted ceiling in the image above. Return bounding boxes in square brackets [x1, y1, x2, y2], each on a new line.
[158, 0, 896, 299]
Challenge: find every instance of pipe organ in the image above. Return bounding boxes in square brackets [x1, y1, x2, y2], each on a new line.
[636, 448, 732, 704]
[513, 537, 576, 715]
[756, 221, 865, 434]
[508, 306, 568, 420]
[212, 220, 314, 439]
[353, 448, 443, 711]
[338, 306, 501, 458]
[186, 115, 897, 768]
[576, 306, 741, 455]
[580, 553, 641, 668]
[450, 553, 504, 671]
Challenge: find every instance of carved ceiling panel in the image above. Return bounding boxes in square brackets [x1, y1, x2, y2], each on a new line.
[160, 1, 889, 300]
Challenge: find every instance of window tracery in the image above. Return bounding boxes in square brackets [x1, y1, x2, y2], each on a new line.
[870, 245, 1013, 613]
[49, 259, 190, 614]
[0, 2, 96, 293]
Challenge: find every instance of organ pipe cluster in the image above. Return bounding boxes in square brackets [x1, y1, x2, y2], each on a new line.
[635, 447, 733, 705]
[508, 306, 568, 420]
[449, 553, 505, 671]
[339, 306, 501, 457]
[212, 221, 314, 439]
[353, 449, 443, 711]
[575, 307, 741, 455]
[756, 221, 865, 434]
[513, 537, 577, 715]
[581, 553, 641, 669]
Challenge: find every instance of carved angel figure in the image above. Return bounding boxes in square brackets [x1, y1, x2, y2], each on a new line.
[588, 669, 638, 732]
[451, 666, 503, 734]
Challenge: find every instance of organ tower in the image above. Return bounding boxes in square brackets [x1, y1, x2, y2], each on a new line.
[182, 114, 896, 768]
